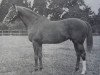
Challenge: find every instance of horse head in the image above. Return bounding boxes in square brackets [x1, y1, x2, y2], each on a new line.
[3, 4, 46, 29]
[3, 4, 19, 26]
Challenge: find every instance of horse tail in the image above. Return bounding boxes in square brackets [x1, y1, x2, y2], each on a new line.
[86, 22, 93, 52]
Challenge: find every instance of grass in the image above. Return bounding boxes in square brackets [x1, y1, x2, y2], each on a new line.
[0, 36, 99, 75]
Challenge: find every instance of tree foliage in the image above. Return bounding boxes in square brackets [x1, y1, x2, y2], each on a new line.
[0, 0, 95, 21]
[0, 0, 99, 33]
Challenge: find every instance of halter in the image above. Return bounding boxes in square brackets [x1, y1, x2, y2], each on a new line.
[3, 6, 18, 24]
[8, 9, 18, 22]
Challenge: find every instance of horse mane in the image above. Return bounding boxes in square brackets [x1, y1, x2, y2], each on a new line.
[15, 6, 48, 27]
[16, 6, 40, 18]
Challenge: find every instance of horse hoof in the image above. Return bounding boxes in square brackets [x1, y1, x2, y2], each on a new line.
[75, 67, 79, 71]
[34, 68, 38, 71]
[39, 67, 43, 71]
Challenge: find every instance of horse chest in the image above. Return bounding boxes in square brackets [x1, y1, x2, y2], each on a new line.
[28, 28, 42, 42]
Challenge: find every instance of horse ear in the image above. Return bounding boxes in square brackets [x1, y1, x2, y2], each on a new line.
[11, 4, 16, 9]
[11, 4, 18, 12]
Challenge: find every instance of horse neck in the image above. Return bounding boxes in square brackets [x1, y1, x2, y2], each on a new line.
[18, 7, 41, 28]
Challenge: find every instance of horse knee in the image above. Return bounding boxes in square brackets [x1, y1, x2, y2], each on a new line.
[38, 53, 42, 59]
[81, 52, 86, 61]
[34, 55, 38, 59]
[77, 44, 86, 60]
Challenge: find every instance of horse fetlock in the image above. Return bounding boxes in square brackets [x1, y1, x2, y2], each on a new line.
[75, 66, 79, 71]
[39, 66, 43, 71]
[81, 53, 86, 61]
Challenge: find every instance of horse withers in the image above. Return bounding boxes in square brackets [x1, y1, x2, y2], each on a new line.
[3, 4, 93, 74]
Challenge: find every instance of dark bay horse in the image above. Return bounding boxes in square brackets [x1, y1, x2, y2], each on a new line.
[3, 5, 93, 74]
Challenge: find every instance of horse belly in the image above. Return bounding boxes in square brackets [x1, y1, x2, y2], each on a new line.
[42, 32, 68, 44]
[42, 36, 67, 44]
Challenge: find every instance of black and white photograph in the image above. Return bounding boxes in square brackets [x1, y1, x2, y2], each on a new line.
[0, 0, 100, 75]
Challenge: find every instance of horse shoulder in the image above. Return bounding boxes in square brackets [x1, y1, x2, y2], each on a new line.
[28, 25, 42, 42]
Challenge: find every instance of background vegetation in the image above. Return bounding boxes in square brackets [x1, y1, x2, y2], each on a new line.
[0, 0, 100, 34]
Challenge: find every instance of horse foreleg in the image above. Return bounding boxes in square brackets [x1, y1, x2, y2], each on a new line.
[33, 41, 43, 71]
[33, 41, 39, 71]
[38, 44, 43, 70]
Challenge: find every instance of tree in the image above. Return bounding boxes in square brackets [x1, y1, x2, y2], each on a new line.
[25, 0, 94, 21]
[0, 0, 28, 22]
[0, 0, 95, 30]
[0, 0, 10, 22]
[91, 8, 100, 33]
[61, 0, 94, 21]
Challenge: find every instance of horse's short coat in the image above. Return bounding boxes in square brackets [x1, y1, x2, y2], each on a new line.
[28, 18, 88, 44]
[3, 5, 93, 74]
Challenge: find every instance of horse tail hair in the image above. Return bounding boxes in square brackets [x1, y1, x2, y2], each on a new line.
[86, 22, 93, 52]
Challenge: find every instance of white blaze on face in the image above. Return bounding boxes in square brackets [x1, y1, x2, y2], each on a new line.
[81, 61, 86, 74]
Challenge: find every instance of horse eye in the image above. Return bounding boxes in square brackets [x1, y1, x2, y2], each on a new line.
[6, 16, 9, 18]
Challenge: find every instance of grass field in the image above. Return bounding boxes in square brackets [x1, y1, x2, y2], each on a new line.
[0, 36, 100, 75]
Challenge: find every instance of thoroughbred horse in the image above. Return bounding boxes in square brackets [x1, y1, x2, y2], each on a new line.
[3, 5, 93, 74]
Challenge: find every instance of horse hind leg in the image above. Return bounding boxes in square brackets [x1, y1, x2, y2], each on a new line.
[73, 42, 81, 71]
[79, 44, 86, 75]
[77, 43, 86, 74]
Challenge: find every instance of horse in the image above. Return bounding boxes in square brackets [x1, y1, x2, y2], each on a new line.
[3, 4, 93, 74]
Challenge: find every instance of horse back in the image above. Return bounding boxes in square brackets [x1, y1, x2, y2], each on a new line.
[41, 20, 70, 44]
